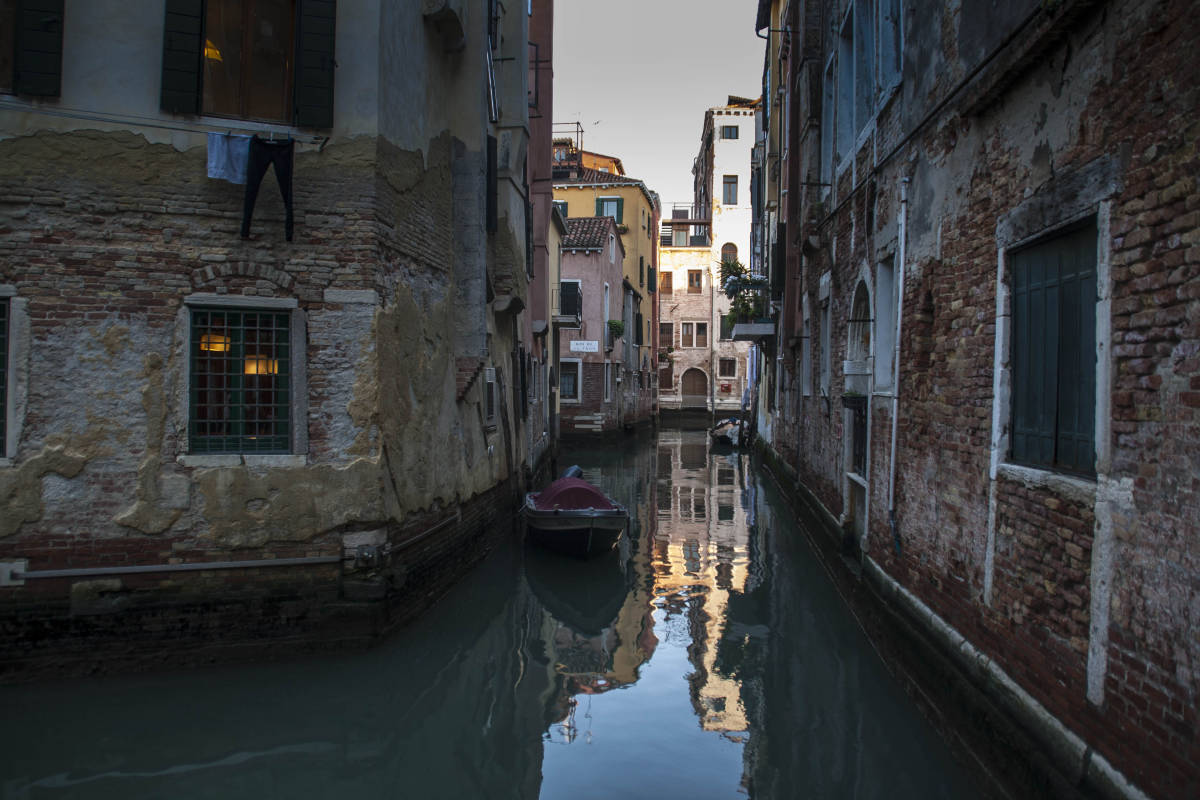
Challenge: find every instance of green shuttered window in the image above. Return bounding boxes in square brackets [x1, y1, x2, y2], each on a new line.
[189, 308, 292, 453]
[596, 197, 623, 223]
[160, 0, 336, 128]
[1010, 220, 1097, 475]
[13, 0, 64, 97]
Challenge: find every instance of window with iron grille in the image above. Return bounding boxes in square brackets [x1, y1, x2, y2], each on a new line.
[189, 307, 291, 453]
[0, 298, 8, 455]
[1010, 221, 1097, 475]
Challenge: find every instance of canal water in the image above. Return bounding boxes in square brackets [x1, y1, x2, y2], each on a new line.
[0, 427, 977, 799]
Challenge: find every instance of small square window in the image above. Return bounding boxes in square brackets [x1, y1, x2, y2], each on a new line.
[190, 307, 292, 453]
[720, 125, 739, 140]
[719, 358, 736, 377]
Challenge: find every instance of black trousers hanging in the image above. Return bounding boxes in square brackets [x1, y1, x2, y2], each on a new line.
[241, 137, 295, 241]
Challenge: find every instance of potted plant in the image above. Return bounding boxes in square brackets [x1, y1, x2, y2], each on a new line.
[607, 319, 625, 339]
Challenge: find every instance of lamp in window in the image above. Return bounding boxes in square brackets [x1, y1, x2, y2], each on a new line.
[199, 332, 230, 352]
[243, 355, 278, 375]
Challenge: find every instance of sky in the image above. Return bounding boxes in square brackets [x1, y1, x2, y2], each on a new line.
[552, 0, 765, 206]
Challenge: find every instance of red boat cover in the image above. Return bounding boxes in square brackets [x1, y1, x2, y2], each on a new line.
[532, 478, 616, 511]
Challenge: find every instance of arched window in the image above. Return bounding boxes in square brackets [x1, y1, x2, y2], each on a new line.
[721, 243, 738, 264]
[848, 281, 871, 362]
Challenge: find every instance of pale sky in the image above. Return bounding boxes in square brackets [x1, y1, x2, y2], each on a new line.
[552, 0, 765, 206]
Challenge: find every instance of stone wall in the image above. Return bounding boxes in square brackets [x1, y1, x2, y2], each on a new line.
[773, 0, 1199, 796]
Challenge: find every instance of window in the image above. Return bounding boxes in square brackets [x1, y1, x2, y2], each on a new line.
[162, 0, 336, 128]
[819, 274, 831, 394]
[687, 270, 702, 294]
[0, 297, 7, 455]
[721, 243, 738, 264]
[604, 361, 612, 402]
[722, 175, 738, 205]
[836, 16, 854, 161]
[673, 226, 690, 246]
[720, 124, 739, 140]
[1010, 221, 1097, 475]
[875, 258, 896, 389]
[559, 279, 582, 317]
[553, 200, 568, 218]
[596, 196, 623, 222]
[659, 322, 673, 346]
[659, 271, 673, 294]
[801, 296, 813, 396]
[720, 314, 734, 340]
[681, 322, 708, 348]
[833, 1, 875, 164]
[659, 359, 674, 390]
[879, 0, 902, 90]
[190, 307, 292, 453]
[560, 360, 581, 402]
[485, 367, 497, 428]
[2, 0, 63, 97]
[639, 256, 645, 287]
[821, 58, 835, 186]
[719, 358, 736, 378]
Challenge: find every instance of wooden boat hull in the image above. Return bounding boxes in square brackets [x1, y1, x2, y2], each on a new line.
[523, 494, 628, 558]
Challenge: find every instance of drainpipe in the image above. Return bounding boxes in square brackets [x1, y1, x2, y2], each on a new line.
[887, 177, 909, 555]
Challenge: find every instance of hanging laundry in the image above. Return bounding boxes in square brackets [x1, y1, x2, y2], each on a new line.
[206, 132, 251, 184]
[241, 136, 295, 242]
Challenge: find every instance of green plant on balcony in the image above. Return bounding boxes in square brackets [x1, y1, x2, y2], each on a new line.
[719, 258, 770, 323]
[607, 319, 625, 339]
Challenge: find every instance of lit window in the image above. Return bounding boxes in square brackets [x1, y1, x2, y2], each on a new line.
[687, 270, 702, 293]
[203, 1, 296, 122]
[190, 307, 291, 453]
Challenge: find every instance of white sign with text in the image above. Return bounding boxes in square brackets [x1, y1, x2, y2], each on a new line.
[569, 340, 599, 353]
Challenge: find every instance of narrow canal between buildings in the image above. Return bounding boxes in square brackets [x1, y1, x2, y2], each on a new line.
[1, 426, 980, 799]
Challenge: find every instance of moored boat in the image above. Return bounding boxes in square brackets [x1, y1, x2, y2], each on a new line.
[524, 468, 629, 558]
[709, 417, 743, 447]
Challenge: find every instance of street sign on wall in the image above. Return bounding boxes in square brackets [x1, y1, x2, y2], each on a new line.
[569, 340, 599, 352]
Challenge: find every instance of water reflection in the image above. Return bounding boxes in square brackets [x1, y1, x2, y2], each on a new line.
[0, 428, 976, 799]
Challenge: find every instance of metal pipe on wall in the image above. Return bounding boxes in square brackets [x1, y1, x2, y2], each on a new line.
[887, 177, 910, 554]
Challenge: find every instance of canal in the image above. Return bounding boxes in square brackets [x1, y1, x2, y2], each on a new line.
[1, 427, 979, 799]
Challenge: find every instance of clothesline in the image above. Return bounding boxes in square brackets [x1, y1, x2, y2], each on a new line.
[0, 101, 330, 151]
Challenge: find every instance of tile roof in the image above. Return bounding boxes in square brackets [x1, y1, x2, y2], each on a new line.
[563, 167, 643, 185]
[564, 216, 613, 250]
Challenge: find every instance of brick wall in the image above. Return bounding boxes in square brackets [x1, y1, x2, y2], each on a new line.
[774, 0, 1200, 796]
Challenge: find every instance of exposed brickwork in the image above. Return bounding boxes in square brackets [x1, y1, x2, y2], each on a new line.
[767, 0, 1200, 796]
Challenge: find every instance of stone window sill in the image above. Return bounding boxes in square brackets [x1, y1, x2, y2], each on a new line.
[996, 462, 1096, 505]
[178, 454, 307, 469]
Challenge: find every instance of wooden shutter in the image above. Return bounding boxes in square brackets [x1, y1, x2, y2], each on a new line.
[1010, 242, 1059, 468]
[159, 0, 203, 113]
[594, 198, 603, 217]
[615, 198, 624, 224]
[14, 0, 64, 97]
[293, 0, 336, 128]
[648, 267, 655, 294]
[1054, 223, 1097, 474]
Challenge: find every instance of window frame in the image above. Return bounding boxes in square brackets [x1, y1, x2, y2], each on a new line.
[659, 270, 674, 294]
[559, 358, 582, 403]
[181, 294, 306, 465]
[1007, 220, 1098, 476]
[718, 358, 737, 378]
[719, 124, 739, 140]
[687, 270, 703, 294]
[596, 195, 623, 223]
[722, 174, 738, 206]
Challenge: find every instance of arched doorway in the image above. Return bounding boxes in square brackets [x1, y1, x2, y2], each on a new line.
[681, 368, 709, 408]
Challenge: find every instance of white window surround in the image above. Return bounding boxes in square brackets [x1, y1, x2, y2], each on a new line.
[560, 358, 582, 403]
[0, 286, 28, 465]
[177, 293, 308, 468]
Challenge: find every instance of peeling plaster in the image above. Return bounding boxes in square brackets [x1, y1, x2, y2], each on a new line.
[0, 446, 88, 537]
[114, 352, 182, 535]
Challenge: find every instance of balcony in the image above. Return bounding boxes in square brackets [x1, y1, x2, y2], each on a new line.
[553, 281, 582, 328]
[726, 283, 774, 342]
